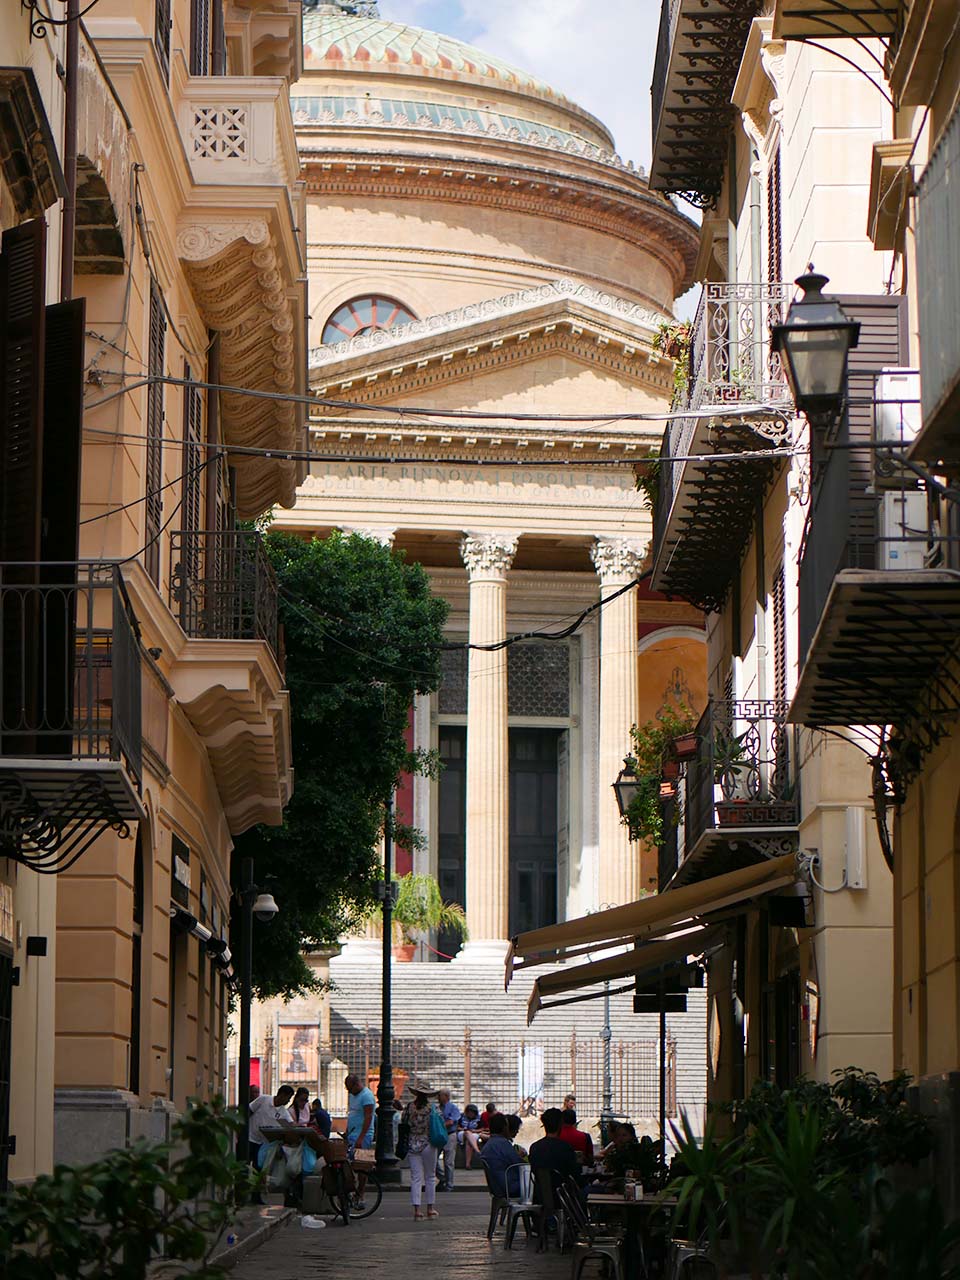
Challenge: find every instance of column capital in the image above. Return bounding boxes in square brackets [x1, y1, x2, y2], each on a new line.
[460, 532, 519, 581]
[344, 527, 396, 547]
[591, 537, 648, 585]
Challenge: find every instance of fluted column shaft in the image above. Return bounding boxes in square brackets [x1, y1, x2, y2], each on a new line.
[461, 534, 518, 949]
[592, 539, 646, 908]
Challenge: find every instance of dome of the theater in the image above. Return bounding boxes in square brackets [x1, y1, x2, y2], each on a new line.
[299, 1, 614, 150]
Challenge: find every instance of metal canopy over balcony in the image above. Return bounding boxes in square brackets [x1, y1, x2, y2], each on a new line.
[772, 0, 899, 40]
[650, 0, 763, 203]
[659, 698, 800, 891]
[789, 571, 960, 730]
[651, 282, 792, 612]
[0, 562, 144, 873]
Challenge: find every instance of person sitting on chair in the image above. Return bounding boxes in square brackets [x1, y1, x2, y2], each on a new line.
[479, 1113, 519, 1199]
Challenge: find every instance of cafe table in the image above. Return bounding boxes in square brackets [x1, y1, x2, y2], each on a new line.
[587, 1193, 678, 1278]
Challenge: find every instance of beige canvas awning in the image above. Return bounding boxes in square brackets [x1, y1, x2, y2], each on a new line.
[526, 927, 720, 1025]
[506, 853, 797, 989]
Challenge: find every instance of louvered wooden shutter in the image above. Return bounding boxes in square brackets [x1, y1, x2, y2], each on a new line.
[0, 217, 46, 564]
[145, 282, 165, 584]
[155, 0, 171, 78]
[181, 363, 204, 538]
[767, 150, 782, 284]
[772, 562, 787, 704]
[189, 0, 210, 75]
[40, 299, 85, 755]
[211, 0, 226, 73]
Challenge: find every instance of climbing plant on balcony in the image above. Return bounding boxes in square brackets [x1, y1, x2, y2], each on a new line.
[623, 699, 696, 846]
[651, 319, 692, 406]
[231, 530, 448, 998]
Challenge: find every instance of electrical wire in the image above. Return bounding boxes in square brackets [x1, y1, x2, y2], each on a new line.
[114, 457, 215, 566]
[79, 451, 211, 525]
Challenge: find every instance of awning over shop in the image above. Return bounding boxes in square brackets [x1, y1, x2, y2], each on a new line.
[526, 927, 721, 1025]
[506, 853, 798, 988]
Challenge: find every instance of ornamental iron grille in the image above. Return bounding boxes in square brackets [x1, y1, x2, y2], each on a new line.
[438, 644, 467, 715]
[651, 282, 792, 613]
[507, 642, 570, 717]
[169, 528, 280, 660]
[650, 0, 764, 203]
[0, 562, 143, 873]
[676, 698, 798, 866]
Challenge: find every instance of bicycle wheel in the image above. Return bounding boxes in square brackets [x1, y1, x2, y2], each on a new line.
[331, 1166, 351, 1226]
[349, 1171, 382, 1219]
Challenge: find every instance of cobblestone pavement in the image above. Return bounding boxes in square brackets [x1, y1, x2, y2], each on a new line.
[230, 1190, 567, 1280]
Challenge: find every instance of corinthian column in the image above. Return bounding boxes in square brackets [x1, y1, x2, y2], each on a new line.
[591, 538, 646, 908]
[458, 532, 518, 956]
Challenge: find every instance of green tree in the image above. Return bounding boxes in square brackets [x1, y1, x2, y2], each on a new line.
[232, 531, 448, 997]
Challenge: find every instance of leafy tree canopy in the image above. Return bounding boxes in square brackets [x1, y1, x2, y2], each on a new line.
[231, 531, 448, 998]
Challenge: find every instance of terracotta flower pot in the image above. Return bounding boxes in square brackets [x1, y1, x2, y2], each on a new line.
[661, 759, 680, 781]
[673, 733, 698, 761]
[392, 942, 417, 962]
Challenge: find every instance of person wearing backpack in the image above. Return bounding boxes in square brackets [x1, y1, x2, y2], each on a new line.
[401, 1082, 447, 1220]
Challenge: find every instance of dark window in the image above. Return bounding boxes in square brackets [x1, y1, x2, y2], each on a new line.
[155, 0, 171, 79]
[508, 728, 560, 936]
[437, 727, 466, 960]
[189, 0, 210, 75]
[767, 149, 782, 284]
[0, 947, 13, 1192]
[145, 283, 165, 584]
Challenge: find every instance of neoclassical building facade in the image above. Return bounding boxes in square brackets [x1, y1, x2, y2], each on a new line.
[275, 0, 703, 956]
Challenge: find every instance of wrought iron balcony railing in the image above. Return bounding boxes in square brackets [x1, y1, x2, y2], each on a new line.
[170, 529, 280, 661]
[662, 698, 799, 887]
[0, 562, 144, 871]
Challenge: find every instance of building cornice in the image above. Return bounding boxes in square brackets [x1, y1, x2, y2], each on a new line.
[298, 149, 698, 292]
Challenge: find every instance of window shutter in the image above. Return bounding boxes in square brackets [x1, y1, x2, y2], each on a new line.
[772, 562, 787, 705]
[155, 0, 171, 79]
[211, 0, 226, 74]
[145, 282, 165, 584]
[0, 217, 46, 564]
[189, 0, 210, 76]
[766, 150, 782, 284]
[181, 362, 204, 538]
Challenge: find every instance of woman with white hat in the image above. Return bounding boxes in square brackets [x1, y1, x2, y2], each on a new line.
[401, 1082, 442, 1221]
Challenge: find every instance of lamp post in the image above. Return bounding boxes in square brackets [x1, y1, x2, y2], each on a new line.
[771, 268, 860, 431]
[589, 903, 618, 1146]
[236, 857, 279, 1165]
[612, 757, 641, 827]
[375, 793, 399, 1176]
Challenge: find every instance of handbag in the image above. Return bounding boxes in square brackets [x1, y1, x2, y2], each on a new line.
[428, 1105, 448, 1150]
[396, 1119, 410, 1161]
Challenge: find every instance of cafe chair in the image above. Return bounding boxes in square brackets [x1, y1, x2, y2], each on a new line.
[557, 1179, 625, 1280]
[532, 1166, 569, 1251]
[502, 1164, 546, 1250]
[667, 1241, 717, 1280]
[482, 1165, 508, 1239]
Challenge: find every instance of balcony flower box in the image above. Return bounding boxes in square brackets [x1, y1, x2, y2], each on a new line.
[715, 798, 797, 828]
[672, 732, 699, 761]
[715, 798, 754, 827]
[661, 759, 680, 781]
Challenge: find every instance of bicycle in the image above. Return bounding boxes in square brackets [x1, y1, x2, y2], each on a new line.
[318, 1136, 383, 1223]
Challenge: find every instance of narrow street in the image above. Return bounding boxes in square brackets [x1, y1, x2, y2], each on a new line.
[232, 1190, 564, 1280]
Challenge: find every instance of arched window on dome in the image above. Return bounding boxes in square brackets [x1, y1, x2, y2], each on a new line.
[322, 295, 417, 345]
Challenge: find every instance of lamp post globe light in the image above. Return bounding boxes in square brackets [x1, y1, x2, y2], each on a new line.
[236, 858, 278, 1166]
[771, 269, 860, 429]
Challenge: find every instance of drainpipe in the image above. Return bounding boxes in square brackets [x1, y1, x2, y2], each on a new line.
[205, 334, 220, 532]
[60, 0, 79, 301]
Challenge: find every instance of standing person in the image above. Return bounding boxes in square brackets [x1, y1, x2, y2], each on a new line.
[437, 1089, 461, 1192]
[402, 1082, 441, 1221]
[563, 1093, 577, 1111]
[247, 1084, 295, 1203]
[344, 1073, 376, 1153]
[289, 1086, 311, 1125]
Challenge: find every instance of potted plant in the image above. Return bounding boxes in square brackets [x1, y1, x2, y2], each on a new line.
[635, 450, 661, 512]
[651, 320, 693, 407]
[624, 700, 697, 845]
[390, 872, 468, 961]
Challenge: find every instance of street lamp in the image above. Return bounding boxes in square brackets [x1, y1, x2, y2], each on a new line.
[374, 793, 399, 1177]
[771, 268, 860, 429]
[612, 757, 641, 822]
[236, 858, 279, 1166]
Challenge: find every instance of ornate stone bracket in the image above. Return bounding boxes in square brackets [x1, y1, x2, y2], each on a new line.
[460, 533, 519, 580]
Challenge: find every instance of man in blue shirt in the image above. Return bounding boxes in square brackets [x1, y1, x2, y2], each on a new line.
[345, 1073, 376, 1151]
[437, 1089, 461, 1191]
[479, 1113, 522, 1199]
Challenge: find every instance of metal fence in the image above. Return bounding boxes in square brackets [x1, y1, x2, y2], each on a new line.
[231, 1029, 676, 1123]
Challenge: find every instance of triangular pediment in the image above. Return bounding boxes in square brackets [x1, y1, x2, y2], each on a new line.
[309, 279, 675, 405]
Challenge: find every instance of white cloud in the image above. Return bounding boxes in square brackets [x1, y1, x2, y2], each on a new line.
[384, 0, 663, 168]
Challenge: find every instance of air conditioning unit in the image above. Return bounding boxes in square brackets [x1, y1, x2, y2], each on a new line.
[873, 369, 921, 486]
[880, 490, 929, 570]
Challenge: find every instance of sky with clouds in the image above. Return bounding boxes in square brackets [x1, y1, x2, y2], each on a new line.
[382, 0, 664, 169]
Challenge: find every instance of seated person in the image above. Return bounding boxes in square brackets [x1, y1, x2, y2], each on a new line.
[459, 1103, 482, 1169]
[529, 1107, 579, 1186]
[479, 1113, 520, 1198]
[506, 1113, 527, 1160]
[479, 1102, 498, 1132]
[558, 1108, 594, 1165]
[310, 1096, 332, 1138]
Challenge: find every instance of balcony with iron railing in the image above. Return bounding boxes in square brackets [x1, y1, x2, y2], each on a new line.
[649, 0, 763, 201]
[169, 528, 280, 663]
[650, 281, 794, 612]
[0, 562, 144, 872]
[790, 447, 960, 747]
[659, 698, 800, 891]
